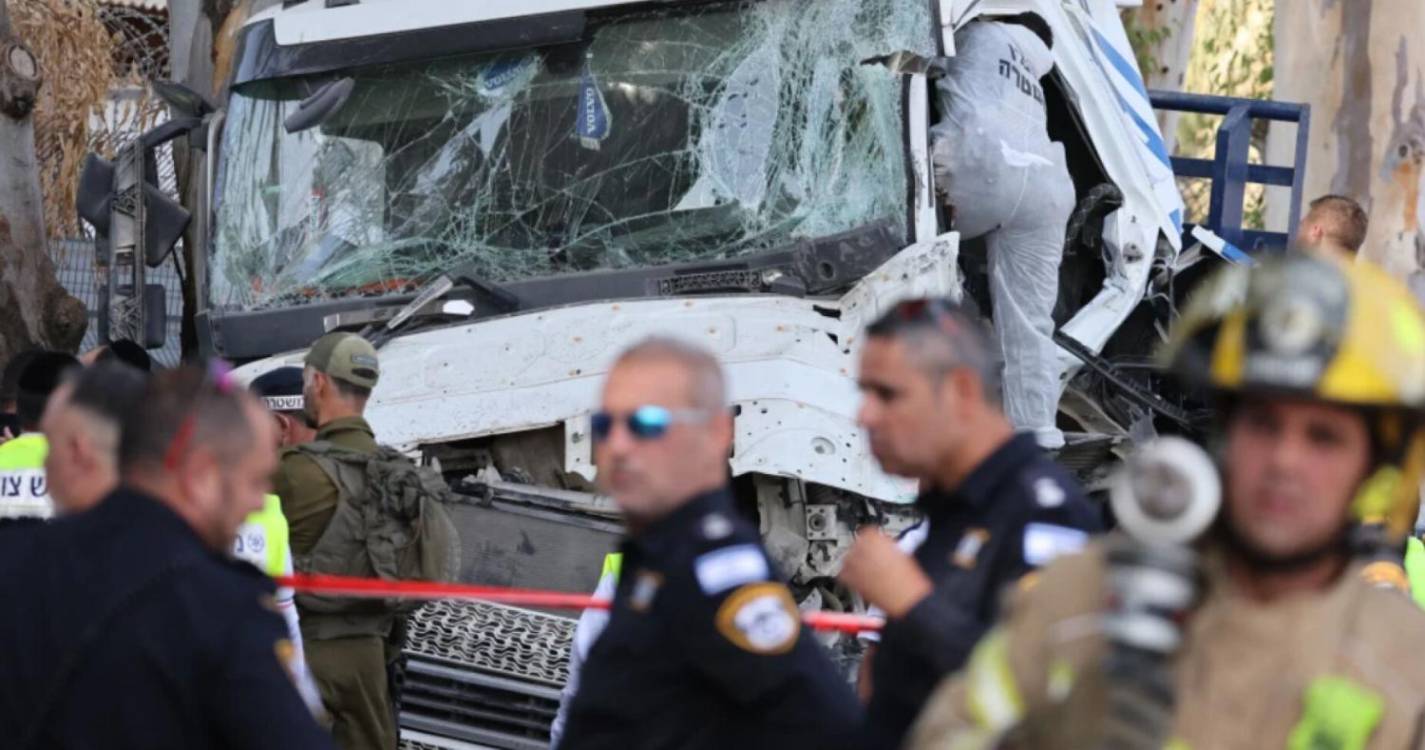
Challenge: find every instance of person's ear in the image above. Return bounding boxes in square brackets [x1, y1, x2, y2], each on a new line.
[942, 368, 985, 410]
[179, 448, 224, 507]
[710, 409, 735, 457]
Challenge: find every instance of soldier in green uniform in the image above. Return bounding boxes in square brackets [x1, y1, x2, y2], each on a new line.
[273, 332, 393, 750]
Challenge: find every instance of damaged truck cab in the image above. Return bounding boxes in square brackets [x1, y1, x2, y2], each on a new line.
[83, 0, 1204, 605]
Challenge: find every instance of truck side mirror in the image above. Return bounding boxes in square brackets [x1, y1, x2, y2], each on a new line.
[152, 79, 215, 119]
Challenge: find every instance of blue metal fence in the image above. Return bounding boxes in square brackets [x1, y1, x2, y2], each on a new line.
[1150, 90, 1312, 253]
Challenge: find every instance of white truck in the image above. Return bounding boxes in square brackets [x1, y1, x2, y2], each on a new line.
[77, 0, 1309, 746]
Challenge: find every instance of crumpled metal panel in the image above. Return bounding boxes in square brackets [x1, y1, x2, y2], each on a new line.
[405, 599, 575, 687]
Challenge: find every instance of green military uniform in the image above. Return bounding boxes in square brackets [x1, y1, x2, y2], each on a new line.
[277, 416, 395, 750]
[274, 331, 396, 750]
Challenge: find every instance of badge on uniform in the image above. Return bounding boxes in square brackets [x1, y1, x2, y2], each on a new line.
[630, 570, 663, 612]
[715, 583, 800, 655]
[274, 638, 297, 680]
[701, 512, 733, 540]
[694, 544, 769, 595]
[952, 528, 990, 569]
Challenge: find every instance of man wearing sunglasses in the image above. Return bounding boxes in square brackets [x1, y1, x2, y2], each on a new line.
[840, 297, 1100, 750]
[559, 337, 861, 749]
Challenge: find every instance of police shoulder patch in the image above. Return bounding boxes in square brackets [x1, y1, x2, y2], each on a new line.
[1022, 522, 1088, 567]
[694, 544, 769, 595]
[715, 583, 800, 655]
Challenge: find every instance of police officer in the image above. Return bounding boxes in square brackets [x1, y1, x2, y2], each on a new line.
[274, 332, 393, 750]
[559, 337, 861, 749]
[838, 298, 1100, 749]
[910, 254, 1425, 749]
[241, 366, 323, 715]
[0, 364, 334, 749]
[251, 366, 317, 450]
[0, 351, 78, 520]
[40, 361, 147, 515]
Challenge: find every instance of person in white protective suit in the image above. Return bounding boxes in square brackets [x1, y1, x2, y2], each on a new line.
[930, 14, 1074, 449]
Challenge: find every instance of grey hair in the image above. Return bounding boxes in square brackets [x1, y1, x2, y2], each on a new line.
[865, 300, 1003, 404]
[612, 337, 728, 411]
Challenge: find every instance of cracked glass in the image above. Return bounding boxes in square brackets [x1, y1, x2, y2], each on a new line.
[210, 0, 934, 311]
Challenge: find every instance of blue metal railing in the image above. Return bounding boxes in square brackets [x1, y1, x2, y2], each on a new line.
[1149, 90, 1311, 253]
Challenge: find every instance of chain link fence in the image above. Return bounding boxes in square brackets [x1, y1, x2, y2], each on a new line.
[50, 238, 186, 367]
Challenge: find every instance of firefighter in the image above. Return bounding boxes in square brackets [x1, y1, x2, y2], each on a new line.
[558, 337, 860, 749]
[908, 253, 1425, 750]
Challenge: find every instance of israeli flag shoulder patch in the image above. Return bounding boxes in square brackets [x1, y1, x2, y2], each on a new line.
[1022, 523, 1088, 567]
[694, 544, 770, 595]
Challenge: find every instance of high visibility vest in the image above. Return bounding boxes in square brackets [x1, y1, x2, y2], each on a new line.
[1405, 536, 1425, 610]
[0, 433, 51, 520]
[234, 494, 291, 578]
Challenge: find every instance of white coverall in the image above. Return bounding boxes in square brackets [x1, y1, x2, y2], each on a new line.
[931, 21, 1075, 448]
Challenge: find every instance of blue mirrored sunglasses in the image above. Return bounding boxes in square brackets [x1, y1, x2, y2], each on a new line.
[591, 405, 709, 442]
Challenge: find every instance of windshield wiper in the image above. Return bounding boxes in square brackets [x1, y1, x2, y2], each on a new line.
[361, 264, 521, 348]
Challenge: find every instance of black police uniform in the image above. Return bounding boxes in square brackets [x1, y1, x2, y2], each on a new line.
[0, 488, 334, 750]
[863, 433, 1101, 749]
[559, 488, 861, 750]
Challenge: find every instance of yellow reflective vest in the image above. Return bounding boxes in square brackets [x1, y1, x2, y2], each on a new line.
[1405, 537, 1425, 610]
[234, 494, 291, 577]
[0, 433, 50, 520]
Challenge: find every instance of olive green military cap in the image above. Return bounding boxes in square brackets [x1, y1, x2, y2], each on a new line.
[304, 332, 380, 389]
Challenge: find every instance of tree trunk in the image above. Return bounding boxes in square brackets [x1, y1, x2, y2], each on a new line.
[0, 0, 87, 364]
[1124, 0, 1201, 152]
[1269, 0, 1425, 278]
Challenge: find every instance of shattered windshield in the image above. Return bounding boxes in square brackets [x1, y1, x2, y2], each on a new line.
[211, 0, 933, 311]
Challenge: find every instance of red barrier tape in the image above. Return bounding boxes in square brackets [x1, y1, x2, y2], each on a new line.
[277, 573, 884, 634]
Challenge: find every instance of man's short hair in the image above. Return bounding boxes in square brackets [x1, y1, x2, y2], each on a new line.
[67, 361, 148, 436]
[612, 337, 727, 412]
[865, 298, 1003, 402]
[17, 352, 80, 429]
[329, 376, 372, 403]
[97, 339, 153, 373]
[1304, 194, 1368, 254]
[1001, 12, 1053, 50]
[1, 350, 39, 404]
[119, 364, 256, 473]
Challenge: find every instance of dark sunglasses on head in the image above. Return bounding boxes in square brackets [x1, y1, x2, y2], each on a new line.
[889, 297, 962, 332]
[591, 405, 711, 442]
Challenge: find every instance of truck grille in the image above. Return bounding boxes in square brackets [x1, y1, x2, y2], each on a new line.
[401, 599, 576, 749]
